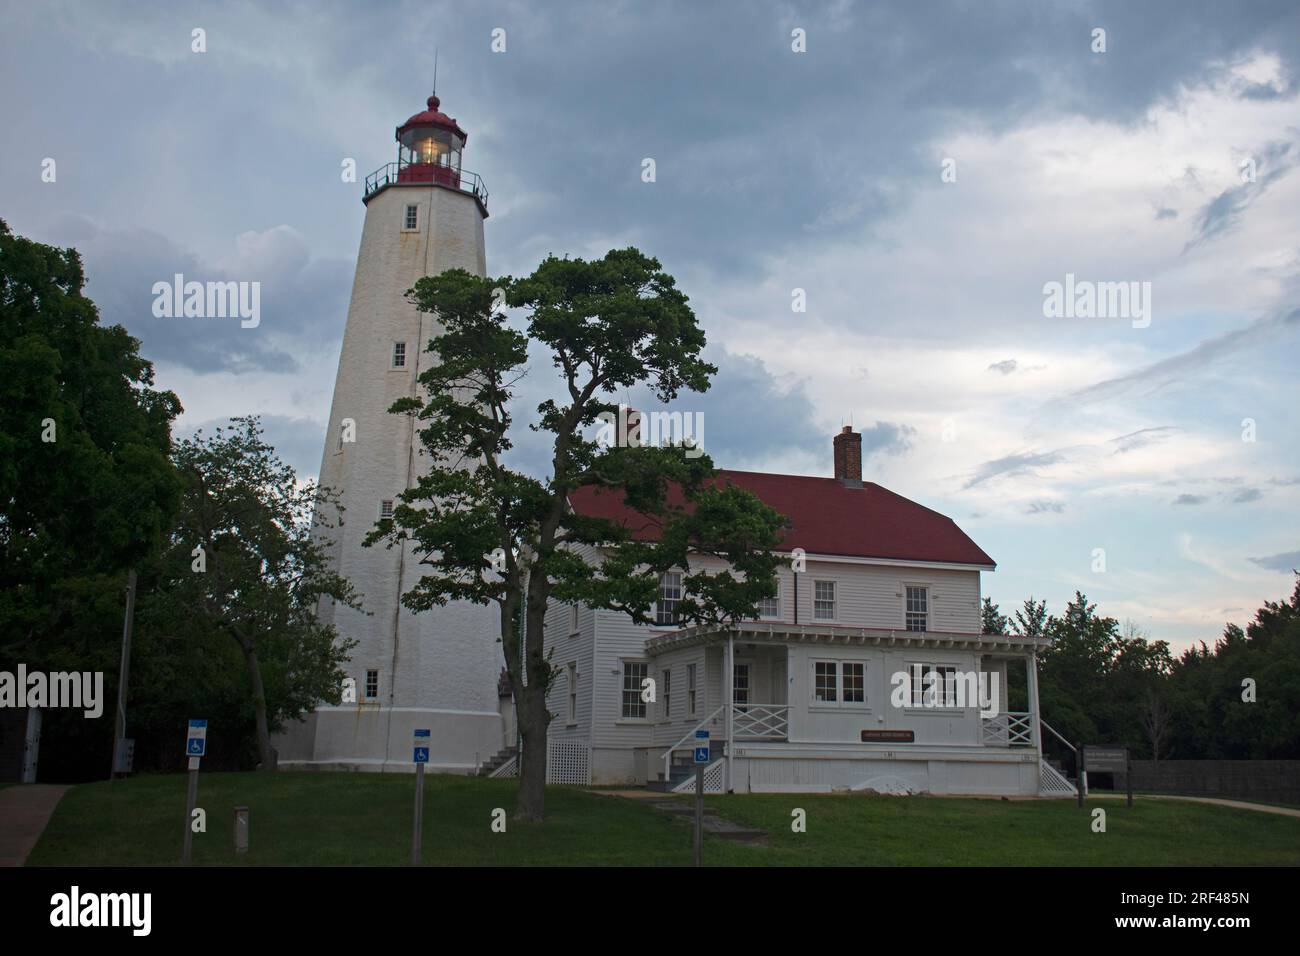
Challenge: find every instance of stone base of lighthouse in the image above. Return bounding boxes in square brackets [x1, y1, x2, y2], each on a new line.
[273, 595, 510, 774]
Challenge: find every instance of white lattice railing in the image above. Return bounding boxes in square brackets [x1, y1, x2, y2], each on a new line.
[981, 712, 1033, 747]
[670, 758, 725, 794]
[733, 704, 789, 740]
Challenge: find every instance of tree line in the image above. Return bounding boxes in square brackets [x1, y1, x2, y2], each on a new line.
[982, 580, 1300, 765]
[1, 220, 356, 780]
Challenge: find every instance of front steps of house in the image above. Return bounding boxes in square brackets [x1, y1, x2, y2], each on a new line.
[477, 745, 517, 777]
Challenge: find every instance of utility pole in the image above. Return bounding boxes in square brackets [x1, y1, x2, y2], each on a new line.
[111, 569, 137, 779]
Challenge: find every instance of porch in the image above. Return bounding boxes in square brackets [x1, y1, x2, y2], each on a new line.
[646, 621, 1055, 795]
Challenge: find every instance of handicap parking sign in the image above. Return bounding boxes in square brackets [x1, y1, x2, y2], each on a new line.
[693, 729, 710, 764]
[413, 728, 430, 764]
[185, 719, 207, 757]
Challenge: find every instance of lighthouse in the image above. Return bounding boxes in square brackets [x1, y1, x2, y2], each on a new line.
[276, 92, 506, 772]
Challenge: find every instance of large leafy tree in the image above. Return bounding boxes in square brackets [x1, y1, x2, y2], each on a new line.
[0, 219, 181, 668]
[153, 417, 360, 769]
[370, 248, 786, 821]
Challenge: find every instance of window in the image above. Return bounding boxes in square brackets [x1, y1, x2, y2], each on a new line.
[812, 659, 867, 707]
[814, 661, 838, 702]
[567, 663, 577, 723]
[404, 204, 418, 230]
[843, 662, 865, 703]
[621, 661, 648, 719]
[910, 664, 958, 707]
[814, 580, 836, 620]
[569, 603, 580, 636]
[380, 499, 395, 520]
[656, 571, 682, 626]
[906, 586, 929, 632]
[733, 663, 750, 706]
[392, 341, 407, 368]
[661, 669, 672, 720]
[758, 594, 780, 619]
[364, 669, 379, 701]
[686, 663, 697, 717]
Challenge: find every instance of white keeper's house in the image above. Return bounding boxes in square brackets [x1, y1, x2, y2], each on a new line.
[531, 426, 1077, 798]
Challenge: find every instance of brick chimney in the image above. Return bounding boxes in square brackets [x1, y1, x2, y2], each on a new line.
[833, 425, 863, 486]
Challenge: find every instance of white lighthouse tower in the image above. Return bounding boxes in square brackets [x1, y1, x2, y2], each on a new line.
[276, 92, 507, 772]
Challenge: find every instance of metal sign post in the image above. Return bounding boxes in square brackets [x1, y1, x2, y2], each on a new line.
[181, 719, 206, 864]
[411, 728, 430, 865]
[1127, 751, 1133, 808]
[693, 729, 710, 867]
[1076, 742, 1084, 808]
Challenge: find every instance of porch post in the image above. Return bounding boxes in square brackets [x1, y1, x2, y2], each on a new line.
[725, 632, 734, 793]
[1026, 651, 1043, 752]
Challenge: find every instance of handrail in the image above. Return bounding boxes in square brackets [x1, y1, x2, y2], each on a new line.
[661, 705, 724, 784]
[1040, 718, 1075, 754]
[363, 161, 489, 206]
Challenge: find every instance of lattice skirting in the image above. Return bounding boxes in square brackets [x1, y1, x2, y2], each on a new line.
[487, 738, 590, 785]
[671, 758, 725, 794]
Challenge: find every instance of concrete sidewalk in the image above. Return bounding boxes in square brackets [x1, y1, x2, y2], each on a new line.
[1090, 792, 1300, 818]
[0, 784, 70, 866]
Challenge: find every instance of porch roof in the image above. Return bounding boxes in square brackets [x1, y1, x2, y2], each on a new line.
[644, 622, 1048, 657]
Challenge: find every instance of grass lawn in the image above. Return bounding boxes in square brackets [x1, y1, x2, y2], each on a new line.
[26, 771, 1300, 866]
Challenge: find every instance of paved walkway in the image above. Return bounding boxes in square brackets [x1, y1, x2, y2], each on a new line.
[1090, 792, 1300, 818]
[595, 789, 767, 842]
[0, 784, 70, 866]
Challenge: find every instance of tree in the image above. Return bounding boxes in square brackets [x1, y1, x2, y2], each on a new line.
[0, 219, 181, 672]
[370, 249, 786, 821]
[155, 417, 359, 769]
[981, 597, 1009, 635]
[1139, 687, 1172, 763]
[1012, 597, 1048, 639]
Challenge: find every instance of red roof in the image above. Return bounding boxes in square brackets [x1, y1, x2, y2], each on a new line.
[567, 470, 995, 567]
[397, 94, 468, 141]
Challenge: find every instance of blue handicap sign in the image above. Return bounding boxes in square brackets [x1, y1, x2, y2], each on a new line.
[185, 719, 207, 757]
[693, 729, 710, 764]
[412, 728, 430, 763]
[693, 746, 710, 764]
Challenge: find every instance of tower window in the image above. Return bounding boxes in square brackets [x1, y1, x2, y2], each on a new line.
[364, 670, 379, 701]
[380, 499, 395, 520]
[404, 204, 418, 230]
[392, 341, 406, 368]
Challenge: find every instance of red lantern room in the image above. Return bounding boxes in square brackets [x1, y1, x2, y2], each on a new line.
[395, 94, 466, 188]
[363, 92, 488, 214]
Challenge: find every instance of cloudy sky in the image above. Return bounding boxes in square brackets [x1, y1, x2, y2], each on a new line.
[2, 0, 1297, 651]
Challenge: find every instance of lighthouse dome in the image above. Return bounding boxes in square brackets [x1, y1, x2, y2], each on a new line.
[396, 94, 467, 143]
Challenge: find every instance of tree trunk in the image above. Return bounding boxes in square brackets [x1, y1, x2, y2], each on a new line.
[241, 642, 278, 771]
[515, 683, 549, 821]
[513, 583, 553, 821]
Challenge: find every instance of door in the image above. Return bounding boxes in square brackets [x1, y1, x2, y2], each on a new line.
[772, 655, 788, 705]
